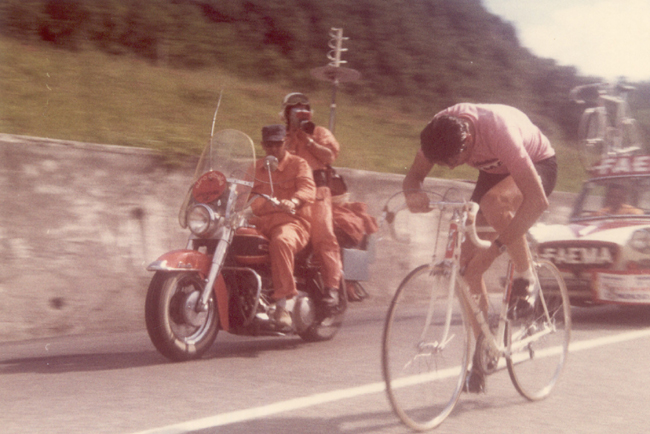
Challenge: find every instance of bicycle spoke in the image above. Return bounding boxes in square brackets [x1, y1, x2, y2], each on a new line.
[507, 260, 571, 401]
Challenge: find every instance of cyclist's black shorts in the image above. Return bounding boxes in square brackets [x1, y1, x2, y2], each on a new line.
[469, 155, 557, 204]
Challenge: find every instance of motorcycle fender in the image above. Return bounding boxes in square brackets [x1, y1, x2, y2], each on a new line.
[214, 273, 229, 332]
[146, 249, 211, 275]
[148, 250, 230, 331]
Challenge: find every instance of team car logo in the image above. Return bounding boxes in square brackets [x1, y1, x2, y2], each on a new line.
[537, 242, 617, 269]
[591, 155, 650, 177]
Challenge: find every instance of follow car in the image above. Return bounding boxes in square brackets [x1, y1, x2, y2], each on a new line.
[529, 155, 650, 306]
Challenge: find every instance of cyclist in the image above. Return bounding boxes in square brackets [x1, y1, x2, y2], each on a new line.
[403, 103, 558, 392]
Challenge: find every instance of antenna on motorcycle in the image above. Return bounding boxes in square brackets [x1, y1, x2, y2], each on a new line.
[264, 156, 279, 197]
[208, 89, 224, 169]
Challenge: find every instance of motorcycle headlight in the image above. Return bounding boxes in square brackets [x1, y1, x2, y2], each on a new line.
[187, 204, 221, 237]
[630, 228, 650, 254]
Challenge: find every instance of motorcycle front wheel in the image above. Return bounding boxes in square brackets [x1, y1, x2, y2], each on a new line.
[145, 271, 219, 362]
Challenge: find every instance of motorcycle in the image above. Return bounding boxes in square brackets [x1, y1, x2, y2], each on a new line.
[144, 128, 348, 362]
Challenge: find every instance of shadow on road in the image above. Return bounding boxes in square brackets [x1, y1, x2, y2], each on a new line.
[203, 335, 307, 360]
[0, 349, 165, 375]
[570, 304, 650, 330]
[183, 393, 526, 434]
[189, 408, 406, 434]
[0, 334, 315, 375]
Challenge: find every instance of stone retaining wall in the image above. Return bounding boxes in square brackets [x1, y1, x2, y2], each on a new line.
[0, 134, 575, 342]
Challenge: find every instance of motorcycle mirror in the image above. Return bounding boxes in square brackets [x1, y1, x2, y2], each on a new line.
[264, 156, 279, 172]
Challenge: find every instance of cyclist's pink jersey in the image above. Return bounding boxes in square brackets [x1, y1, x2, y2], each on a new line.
[436, 103, 555, 175]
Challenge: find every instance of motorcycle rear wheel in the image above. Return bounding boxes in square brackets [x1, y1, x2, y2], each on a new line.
[299, 280, 347, 342]
[145, 271, 219, 362]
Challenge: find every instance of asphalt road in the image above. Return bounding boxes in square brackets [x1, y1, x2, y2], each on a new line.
[2, 302, 650, 434]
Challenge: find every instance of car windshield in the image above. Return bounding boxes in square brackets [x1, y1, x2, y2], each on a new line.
[572, 176, 650, 220]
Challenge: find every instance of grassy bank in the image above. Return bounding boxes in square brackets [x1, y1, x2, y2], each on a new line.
[0, 37, 587, 192]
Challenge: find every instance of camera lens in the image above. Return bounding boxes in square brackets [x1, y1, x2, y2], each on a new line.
[300, 120, 315, 134]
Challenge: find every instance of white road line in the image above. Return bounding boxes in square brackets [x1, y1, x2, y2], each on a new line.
[131, 327, 650, 434]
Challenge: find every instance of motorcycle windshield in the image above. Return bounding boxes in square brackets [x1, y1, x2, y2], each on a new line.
[179, 129, 256, 228]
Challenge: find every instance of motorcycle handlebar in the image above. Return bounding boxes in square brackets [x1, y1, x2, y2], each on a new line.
[253, 193, 296, 215]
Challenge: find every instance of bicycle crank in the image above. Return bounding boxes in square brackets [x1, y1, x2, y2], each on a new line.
[474, 333, 500, 375]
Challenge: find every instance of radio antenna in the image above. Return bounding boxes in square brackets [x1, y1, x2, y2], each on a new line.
[310, 28, 360, 133]
[208, 89, 224, 170]
[211, 89, 223, 139]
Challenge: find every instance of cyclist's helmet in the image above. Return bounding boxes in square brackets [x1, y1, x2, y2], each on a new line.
[420, 115, 468, 163]
[281, 92, 311, 121]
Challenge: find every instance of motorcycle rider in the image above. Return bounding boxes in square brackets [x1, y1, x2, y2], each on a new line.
[250, 124, 317, 328]
[281, 92, 343, 310]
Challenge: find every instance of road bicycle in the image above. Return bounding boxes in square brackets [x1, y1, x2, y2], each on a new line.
[381, 196, 571, 431]
[572, 83, 644, 170]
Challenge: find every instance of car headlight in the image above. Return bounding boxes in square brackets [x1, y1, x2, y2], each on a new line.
[187, 204, 221, 237]
[630, 228, 650, 254]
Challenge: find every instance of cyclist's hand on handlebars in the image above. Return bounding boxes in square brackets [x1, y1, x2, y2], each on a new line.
[405, 191, 432, 213]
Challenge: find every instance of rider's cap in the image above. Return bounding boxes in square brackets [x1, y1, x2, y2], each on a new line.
[262, 124, 286, 143]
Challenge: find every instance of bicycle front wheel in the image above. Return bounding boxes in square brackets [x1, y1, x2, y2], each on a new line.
[382, 263, 471, 431]
[507, 259, 571, 401]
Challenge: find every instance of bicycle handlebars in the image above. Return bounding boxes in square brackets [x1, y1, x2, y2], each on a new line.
[381, 195, 492, 249]
[466, 201, 492, 249]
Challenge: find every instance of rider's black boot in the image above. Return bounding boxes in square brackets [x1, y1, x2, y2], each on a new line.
[322, 287, 340, 310]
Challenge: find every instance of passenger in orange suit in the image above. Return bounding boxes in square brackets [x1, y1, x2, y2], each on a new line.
[250, 124, 316, 328]
[281, 92, 343, 309]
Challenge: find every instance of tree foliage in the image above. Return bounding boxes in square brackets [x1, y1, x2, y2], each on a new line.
[1, 0, 644, 139]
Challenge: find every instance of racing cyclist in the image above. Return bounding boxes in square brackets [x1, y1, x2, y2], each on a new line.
[403, 103, 558, 392]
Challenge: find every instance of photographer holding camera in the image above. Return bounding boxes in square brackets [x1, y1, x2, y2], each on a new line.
[281, 92, 343, 310]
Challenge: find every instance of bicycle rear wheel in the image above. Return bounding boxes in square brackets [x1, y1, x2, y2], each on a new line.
[506, 259, 571, 401]
[620, 118, 644, 153]
[578, 107, 607, 170]
[382, 263, 471, 431]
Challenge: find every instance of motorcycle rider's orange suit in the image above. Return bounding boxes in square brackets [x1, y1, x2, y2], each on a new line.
[285, 126, 343, 288]
[250, 152, 316, 301]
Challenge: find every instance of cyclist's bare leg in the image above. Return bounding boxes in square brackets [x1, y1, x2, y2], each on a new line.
[461, 175, 540, 338]
[462, 177, 533, 335]
[479, 177, 531, 273]
[460, 239, 490, 338]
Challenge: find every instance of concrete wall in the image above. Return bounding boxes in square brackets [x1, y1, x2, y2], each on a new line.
[0, 134, 575, 342]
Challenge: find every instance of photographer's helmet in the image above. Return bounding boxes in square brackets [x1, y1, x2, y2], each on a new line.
[281, 92, 311, 122]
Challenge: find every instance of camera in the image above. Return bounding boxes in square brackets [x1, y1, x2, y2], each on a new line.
[300, 120, 315, 135]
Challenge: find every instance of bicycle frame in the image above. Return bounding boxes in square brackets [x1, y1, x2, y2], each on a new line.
[382, 196, 571, 430]
[436, 201, 557, 366]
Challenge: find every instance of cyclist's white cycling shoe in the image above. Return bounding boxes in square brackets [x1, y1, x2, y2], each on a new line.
[508, 277, 539, 320]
